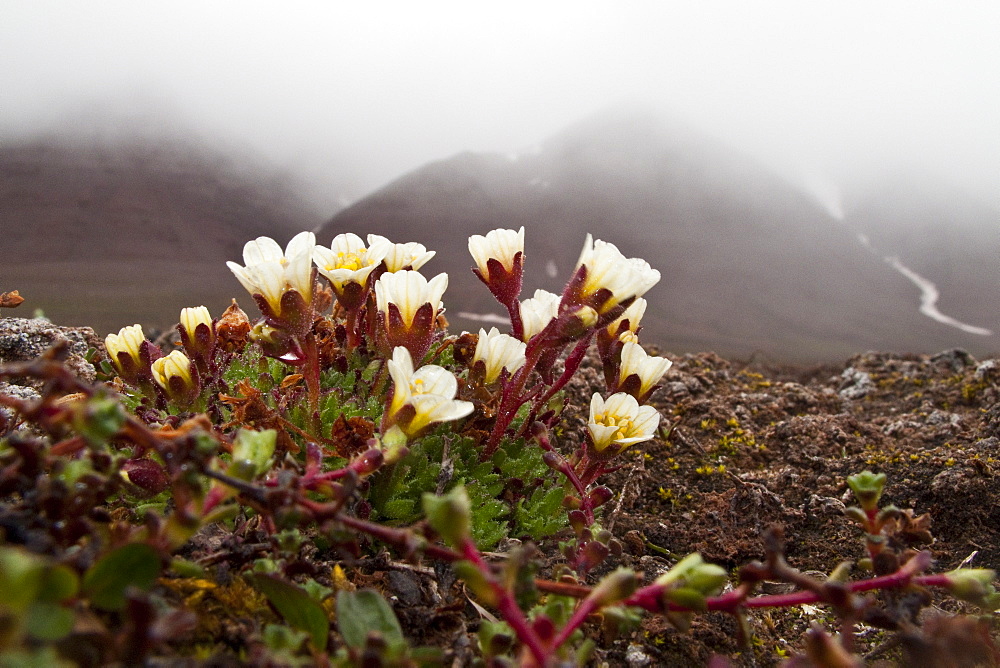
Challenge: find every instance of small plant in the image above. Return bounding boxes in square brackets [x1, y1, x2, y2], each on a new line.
[1, 227, 997, 665]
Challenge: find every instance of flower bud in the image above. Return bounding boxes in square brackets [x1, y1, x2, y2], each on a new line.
[655, 553, 728, 611]
[946, 568, 1000, 610]
[518, 289, 560, 342]
[846, 471, 887, 512]
[587, 486, 614, 508]
[151, 350, 200, 408]
[104, 324, 161, 388]
[121, 457, 169, 495]
[228, 429, 277, 481]
[179, 306, 216, 371]
[423, 485, 472, 548]
[469, 227, 524, 306]
[589, 568, 638, 606]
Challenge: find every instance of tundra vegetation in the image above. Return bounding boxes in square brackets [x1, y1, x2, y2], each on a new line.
[0, 228, 997, 666]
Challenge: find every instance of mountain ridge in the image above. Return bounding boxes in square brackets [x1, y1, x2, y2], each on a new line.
[320, 110, 998, 362]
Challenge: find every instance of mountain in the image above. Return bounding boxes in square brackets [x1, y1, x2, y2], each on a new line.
[843, 172, 1000, 336]
[319, 109, 998, 362]
[1, 135, 324, 334]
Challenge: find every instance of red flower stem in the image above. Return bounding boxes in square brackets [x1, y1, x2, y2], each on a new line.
[622, 571, 952, 614]
[532, 334, 594, 413]
[334, 513, 463, 563]
[344, 306, 361, 349]
[539, 439, 595, 524]
[460, 539, 549, 667]
[343, 511, 551, 666]
[483, 326, 551, 457]
[505, 298, 524, 342]
[550, 594, 601, 651]
[301, 332, 321, 428]
[575, 459, 605, 490]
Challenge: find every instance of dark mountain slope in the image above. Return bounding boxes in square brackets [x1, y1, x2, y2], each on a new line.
[321, 109, 995, 361]
[1, 136, 323, 333]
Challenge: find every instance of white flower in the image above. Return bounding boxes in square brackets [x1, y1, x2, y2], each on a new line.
[180, 306, 212, 335]
[367, 234, 435, 273]
[573, 234, 660, 314]
[386, 347, 474, 437]
[313, 233, 386, 292]
[618, 341, 672, 399]
[588, 392, 660, 453]
[472, 327, 527, 384]
[607, 298, 647, 338]
[518, 289, 560, 342]
[468, 227, 524, 280]
[226, 231, 316, 314]
[105, 324, 146, 367]
[374, 270, 449, 329]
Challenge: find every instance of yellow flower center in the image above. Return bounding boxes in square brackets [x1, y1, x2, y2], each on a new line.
[596, 413, 634, 441]
[329, 249, 370, 272]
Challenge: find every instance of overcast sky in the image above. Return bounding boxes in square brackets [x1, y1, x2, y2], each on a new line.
[2, 1, 999, 211]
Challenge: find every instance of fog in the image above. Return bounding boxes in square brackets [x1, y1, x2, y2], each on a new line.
[3, 0, 999, 211]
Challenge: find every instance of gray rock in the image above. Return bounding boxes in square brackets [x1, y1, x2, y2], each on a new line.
[930, 348, 975, 372]
[974, 359, 998, 381]
[625, 644, 653, 667]
[0, 317, 102, 387]
[0, 382, 41, 427]
[838, 367, 873, 400]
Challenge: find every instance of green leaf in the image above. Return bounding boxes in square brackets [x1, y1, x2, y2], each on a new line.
[382, 498, 417, 521]
[335, 589, 404, 649]
[82, 543, 161, 611]
[0, 547, 44, 611]
[250, 574, 330, 651]
[37, 565, 79, 603]
[25, 602, 75, 641]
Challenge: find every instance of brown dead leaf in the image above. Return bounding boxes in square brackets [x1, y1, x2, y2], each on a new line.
[329, 414, 375, 457]
[0, 290, 24, 308]
[219, 380, 299, 453]
[216, 299, 251, 352]
[884, 509, 934, 548]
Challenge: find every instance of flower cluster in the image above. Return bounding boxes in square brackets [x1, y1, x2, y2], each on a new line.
[229, 227, 670, 470]
[467, 228, 670, 468]
[105, 306, 223, 409]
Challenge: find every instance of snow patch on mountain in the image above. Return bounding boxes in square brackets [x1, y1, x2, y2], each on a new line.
[884, 257, 993, 336]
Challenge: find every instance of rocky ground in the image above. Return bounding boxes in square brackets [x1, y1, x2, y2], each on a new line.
[584, 345, 1000, 664]
[2, 315, 999, 665]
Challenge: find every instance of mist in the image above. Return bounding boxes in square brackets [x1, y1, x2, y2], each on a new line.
[2, 0, 999, 212]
